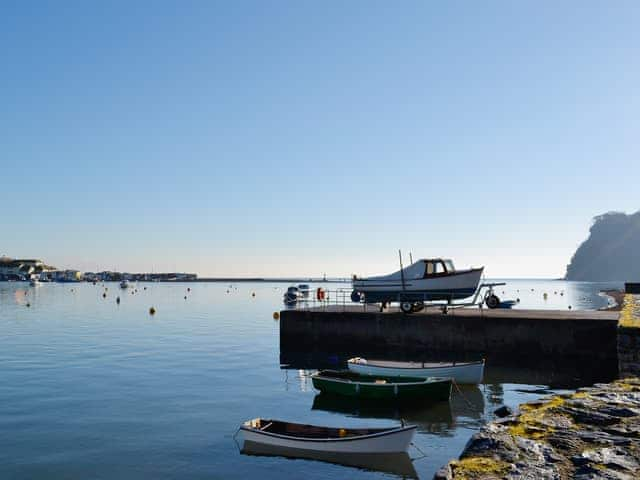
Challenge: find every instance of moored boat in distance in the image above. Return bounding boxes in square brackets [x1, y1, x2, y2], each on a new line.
[237, 418, 416, 454]
[283, 286, 302, 305]
[297, 284, 310, 298]
[120, 280, 129, 289]
[348, 357, 485, 385]
[311, 370, 451, 402]
[351, 258, 483, 312]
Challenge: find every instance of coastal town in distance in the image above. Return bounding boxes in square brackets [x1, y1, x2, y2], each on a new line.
[0, 256, 197, 283]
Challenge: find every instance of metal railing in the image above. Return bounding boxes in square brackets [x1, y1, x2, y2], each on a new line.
[282, 282, 506, 313]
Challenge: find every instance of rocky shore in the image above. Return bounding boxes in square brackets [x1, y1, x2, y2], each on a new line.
[435, 378, 640, 479]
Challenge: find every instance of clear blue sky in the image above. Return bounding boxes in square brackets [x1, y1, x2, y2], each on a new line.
[2, 1, 639, 278]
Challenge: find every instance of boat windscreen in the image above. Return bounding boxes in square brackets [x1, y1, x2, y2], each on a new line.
[444, 260, 455, 272]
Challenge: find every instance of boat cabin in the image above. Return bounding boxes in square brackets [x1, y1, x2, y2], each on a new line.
[400, 259, 457, 280]
[422, 258, 455, 277]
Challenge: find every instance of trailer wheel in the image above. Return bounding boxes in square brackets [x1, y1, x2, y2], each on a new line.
[486, 294, 501, 309]
[400, 302, 413, 314]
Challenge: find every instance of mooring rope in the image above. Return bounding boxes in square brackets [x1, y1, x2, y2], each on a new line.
[410, 441, 428, 461]
[452, 378, 483, 414]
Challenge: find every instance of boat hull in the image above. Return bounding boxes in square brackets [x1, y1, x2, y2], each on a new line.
[238, 425, 416, 454]
[348, 359, 485, 385]
[311, 373, 451, 402]
[352, 267, 483, 302]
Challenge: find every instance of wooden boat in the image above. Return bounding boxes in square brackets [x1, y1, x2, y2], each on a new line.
[348, 357, 485, 384]
[241, 441, 418, 478]
[237, 418, 416, 454]
[311, 370, 451, 401]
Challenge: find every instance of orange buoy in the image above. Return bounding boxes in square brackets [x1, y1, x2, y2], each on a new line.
[273, 312, 280, 320]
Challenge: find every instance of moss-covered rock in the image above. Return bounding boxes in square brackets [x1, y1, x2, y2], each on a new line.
[436, 378, 640, 479]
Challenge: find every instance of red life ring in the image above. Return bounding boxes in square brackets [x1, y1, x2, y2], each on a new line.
[316, 288, 326, 301]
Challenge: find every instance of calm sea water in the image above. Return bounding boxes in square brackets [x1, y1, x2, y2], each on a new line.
[0, 279, 622, 479]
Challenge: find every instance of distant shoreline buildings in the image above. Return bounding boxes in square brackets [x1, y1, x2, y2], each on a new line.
[0, 256, 197, 282]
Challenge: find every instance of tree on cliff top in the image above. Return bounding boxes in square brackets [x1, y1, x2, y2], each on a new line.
[565, 210, 640, 281]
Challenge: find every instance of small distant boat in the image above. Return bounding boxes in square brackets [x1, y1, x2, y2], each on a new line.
[347, 357, 484, 385]
[297, 284, 310, 298]
[283, 286, 302, 305]
[237, 418, 416, 454]
[311, 370, 451, 402]
[29, 277, 40, 287]
[120, 280, 129, 289]
[348, 357, 485, 385]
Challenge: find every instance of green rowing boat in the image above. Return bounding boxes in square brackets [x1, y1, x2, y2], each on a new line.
[311, 370, 451, 402]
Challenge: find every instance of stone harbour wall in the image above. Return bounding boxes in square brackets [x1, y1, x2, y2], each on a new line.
[618, 294, 640, 377]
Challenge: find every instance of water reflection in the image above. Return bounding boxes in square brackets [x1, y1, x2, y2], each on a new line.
[241, 441, 418, 479]
[311, 386, 485, 434]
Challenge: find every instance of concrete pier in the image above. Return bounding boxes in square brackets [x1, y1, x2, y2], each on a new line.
[280, 306, 620, 369]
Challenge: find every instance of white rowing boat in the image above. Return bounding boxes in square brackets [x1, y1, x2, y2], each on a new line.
[348, 357, 485, 384]
[237, 418, 416, 454]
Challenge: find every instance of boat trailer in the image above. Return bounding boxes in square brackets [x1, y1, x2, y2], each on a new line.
[394, 282, 508, 314]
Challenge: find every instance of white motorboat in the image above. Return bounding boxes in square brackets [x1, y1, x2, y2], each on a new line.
[348, 357, 485, 384]
[237, 418, 416, 454]
[120, 280, 129, 289]
[352, 258, 483, 311]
